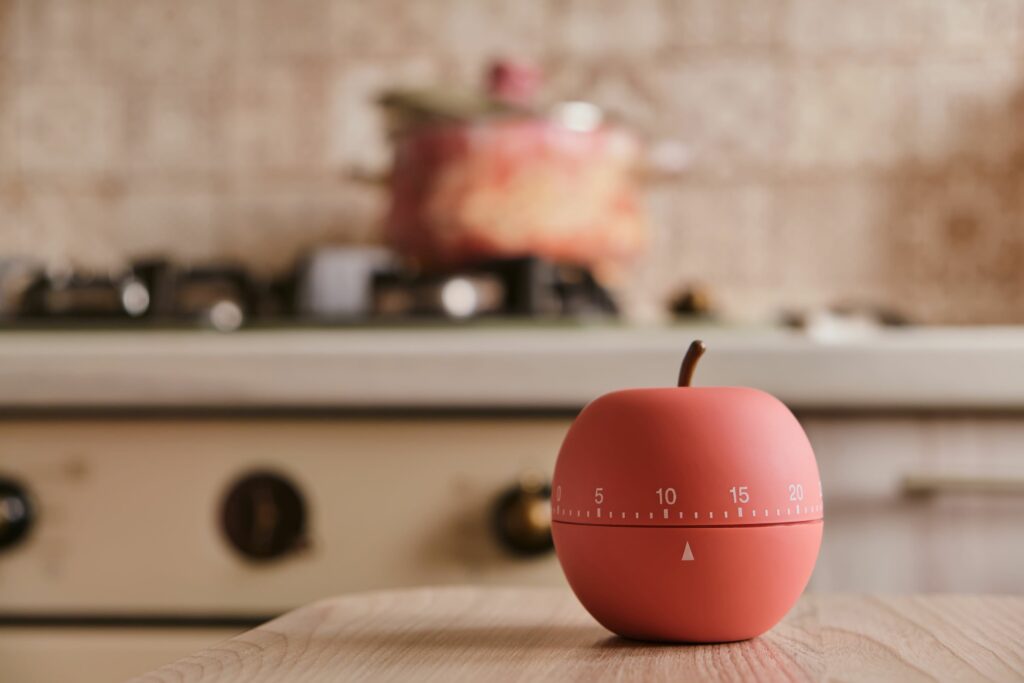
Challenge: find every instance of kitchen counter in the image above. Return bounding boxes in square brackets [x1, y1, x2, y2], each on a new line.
[3, 325, 1024, 411]
[132, 586, 1024, 682]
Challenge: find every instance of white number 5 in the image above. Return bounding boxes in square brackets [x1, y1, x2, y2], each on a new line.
[594, 487, 604, 504]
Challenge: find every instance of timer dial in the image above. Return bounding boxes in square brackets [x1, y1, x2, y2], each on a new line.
[551, 341, 823, 643]
[552, 384, 823, 527]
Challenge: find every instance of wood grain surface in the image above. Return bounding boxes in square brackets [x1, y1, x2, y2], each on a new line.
[132, 588, 1024, 682]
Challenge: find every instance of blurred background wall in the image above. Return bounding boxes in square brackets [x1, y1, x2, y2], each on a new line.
[1, 0, 1023, 323]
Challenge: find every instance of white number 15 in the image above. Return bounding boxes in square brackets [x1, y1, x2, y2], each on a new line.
[729, 486, 749, 503]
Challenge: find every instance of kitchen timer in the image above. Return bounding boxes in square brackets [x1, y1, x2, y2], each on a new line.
[551, 341, 823, 642]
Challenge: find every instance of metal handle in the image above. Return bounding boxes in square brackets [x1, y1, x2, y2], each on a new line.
[902, 473, 1024, 498]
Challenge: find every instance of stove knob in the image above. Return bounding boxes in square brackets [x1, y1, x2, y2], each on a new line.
[491, 477, 553, 557]
[0, 477, 34, 552]
[221, 471, 308, 562]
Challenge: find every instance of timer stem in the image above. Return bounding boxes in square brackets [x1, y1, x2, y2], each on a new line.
[677, 340, 706, 387]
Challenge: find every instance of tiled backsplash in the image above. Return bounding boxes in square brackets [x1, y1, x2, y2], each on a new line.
[2, 0, 1024, 323]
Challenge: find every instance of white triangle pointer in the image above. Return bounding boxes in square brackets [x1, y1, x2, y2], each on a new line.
[681, 542, 694, 561]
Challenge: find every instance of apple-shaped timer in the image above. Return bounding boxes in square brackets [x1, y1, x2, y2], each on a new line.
[551, 341, 823, 642]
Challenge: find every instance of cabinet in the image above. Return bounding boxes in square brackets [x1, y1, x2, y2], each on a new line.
[805, 415, 1024, 593]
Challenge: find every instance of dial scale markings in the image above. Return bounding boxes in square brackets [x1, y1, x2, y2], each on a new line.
[551, 483, 823, 525]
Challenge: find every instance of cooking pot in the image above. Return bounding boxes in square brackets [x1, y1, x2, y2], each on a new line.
[377, 63, 666, 278]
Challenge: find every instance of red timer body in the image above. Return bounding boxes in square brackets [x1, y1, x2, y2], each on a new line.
[551, 343, 823, 643]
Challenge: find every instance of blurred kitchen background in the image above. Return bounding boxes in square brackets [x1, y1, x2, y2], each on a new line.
[3, 1, 1024, 681]
[2, 0, 1024, 323]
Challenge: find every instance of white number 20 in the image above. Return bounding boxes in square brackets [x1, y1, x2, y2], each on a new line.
[788, 483, 804, 501]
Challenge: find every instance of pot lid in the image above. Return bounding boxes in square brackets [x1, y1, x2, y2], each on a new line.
[378, 60, 605, 135]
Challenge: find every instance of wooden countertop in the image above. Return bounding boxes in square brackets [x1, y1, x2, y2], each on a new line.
[133, 587, 1024, 682]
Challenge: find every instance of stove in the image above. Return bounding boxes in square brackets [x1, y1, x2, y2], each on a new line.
[0, 414, 570, 681]
[0, 246, 608, 680]
[1, 251, 617, 331]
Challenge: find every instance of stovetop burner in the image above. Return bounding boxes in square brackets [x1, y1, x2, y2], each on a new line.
[1, 253, 618, 331]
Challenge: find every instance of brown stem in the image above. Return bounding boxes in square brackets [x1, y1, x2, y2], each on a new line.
[677, 340, 706, 387]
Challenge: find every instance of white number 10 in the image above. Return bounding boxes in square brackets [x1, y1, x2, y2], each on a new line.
[656, 487, 677, 505]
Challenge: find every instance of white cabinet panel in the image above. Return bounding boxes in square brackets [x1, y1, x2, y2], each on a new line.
[804, 416, 1024, 593]
[0, 418, 569, 614]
